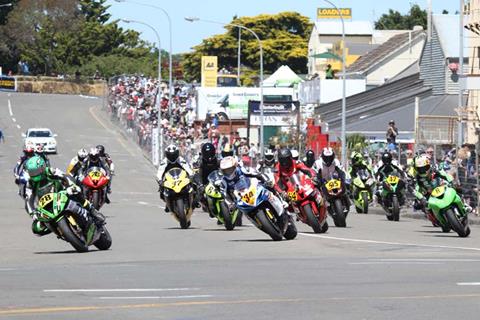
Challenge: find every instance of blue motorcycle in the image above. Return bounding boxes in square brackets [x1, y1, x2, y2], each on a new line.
[231, 175, 297, 241]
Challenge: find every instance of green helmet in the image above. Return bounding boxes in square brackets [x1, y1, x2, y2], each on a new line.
[350, 151, 363, 165]
[25, 156, 47, 183]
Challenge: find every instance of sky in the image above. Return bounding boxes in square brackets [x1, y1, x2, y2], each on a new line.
[106, 0, 460, 54]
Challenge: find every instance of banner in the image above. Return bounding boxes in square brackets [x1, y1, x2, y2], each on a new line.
[317, 8, 352, 19]
[248, 100, 299, 126]
[0, 75, 17, 91]
[152, 127, 159, 166]
[201, 56, 218, 87]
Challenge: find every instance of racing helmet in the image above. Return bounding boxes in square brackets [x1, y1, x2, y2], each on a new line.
[201, 142, 216, 163]
[321, 147, 335, 167]
[165, 144, 179, 163]
[278, 148, 294, 175]
[350, 151, 363, 165]
[220, 156, 238, 180]
[77, 148, 88, 162]
[381, 152, 392, 165]
[264, 149, 275, 167]
[89, 148, 100, 164]
[221, 144, 234, 158]
[96, 145, 106, 156]
[25, 156, 47, 183]
[291, 149, 299, 161]
[23, 147, 34, 158]
[414, 156, 431, 178]
[305, 150, 315, 167]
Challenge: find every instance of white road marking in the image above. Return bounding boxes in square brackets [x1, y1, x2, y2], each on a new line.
[375, 259, 480, 262]
[138, 201, 149, 205]
[299, 233, 480, 252]
[16, 124, 21, 129]
[457, 282, 480, 286]
[98, 295, 213, 300]
[8, 99, 13, 116]
[0, 268, 17, 271]
[11, 118, 16, 122]
[349, 262, 443, 265]
[43, 288, 200, 293]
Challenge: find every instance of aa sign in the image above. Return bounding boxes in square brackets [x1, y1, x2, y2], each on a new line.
[201, 56, 218, 87]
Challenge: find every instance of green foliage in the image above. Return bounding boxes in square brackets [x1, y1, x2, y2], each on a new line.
[183, 12, 313, 83]
[0, 0, 152, 77]
[346, 133, 368, 152]
[375, 4, 427, 30]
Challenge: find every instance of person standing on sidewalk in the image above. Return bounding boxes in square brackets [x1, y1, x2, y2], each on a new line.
[386, 120, 398, 151]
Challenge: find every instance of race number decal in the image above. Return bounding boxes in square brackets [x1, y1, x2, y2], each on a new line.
[387, 175, 399, 184]
[89, 170, 102, 179]
[431, 186, 445, 198]
[326, 179, 341, 191]
[38, 193, 54, 208]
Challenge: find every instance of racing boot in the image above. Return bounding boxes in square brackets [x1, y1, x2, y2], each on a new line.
[31, 219, 51, 236]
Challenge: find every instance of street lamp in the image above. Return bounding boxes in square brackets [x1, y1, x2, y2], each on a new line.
[185, 16, 265, 155]
[114, 0, 173, 116]
[121, 18, 163, 165]
[324, 0, 347, 167]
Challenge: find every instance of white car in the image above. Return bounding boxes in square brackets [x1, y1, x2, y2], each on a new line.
[22, 128, 57, 154]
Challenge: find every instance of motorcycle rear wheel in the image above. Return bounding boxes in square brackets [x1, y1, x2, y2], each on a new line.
[445, 209, 469, 237]
[333, 199, 346, 227]
[257, 210, 282, 241]
[57, 217, 88, 253]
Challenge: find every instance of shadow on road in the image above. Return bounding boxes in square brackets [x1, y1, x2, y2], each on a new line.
[202, 228, 241, 232]
[34, 250, 80, 255]
[229, 239, 277, 242]
[164, 227, 199, 230]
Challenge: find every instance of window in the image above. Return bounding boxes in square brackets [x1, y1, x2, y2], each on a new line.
[28, 130, 52, 138]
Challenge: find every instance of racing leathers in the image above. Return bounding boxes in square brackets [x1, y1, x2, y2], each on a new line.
[66, 156, 87, 180]
[156, 157, 195, 207]
[274, 161, 317, 196]
[26, 168, 104, 236]
[414, 169, 454, 212]
[313, 158, 351, 211]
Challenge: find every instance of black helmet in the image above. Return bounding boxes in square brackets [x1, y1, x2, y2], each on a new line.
[96, 145, 105, 156]
[321, 147, 335, 167]
[278, 148, 293, 174]
[305, 150, 315, 167]
[382, 152, 392, 165]
[201, 143, 216, 163]
[165, 144, 179, 163]
[264, 149, 275, 167]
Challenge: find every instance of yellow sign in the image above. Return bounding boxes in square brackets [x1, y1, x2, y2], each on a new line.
[317, 8, 352, 19]
[201, 56, 218, 87]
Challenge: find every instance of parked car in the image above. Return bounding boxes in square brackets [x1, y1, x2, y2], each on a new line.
[23, 128, 57, 154]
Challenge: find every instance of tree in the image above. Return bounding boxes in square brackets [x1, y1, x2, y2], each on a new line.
[182, 12, 313, 83]
[375, 4, 427, 30]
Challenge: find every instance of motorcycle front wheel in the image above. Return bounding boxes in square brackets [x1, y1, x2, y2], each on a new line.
[57, 217, 88, 253]
[220, 200, 234, 230]
[391, 196, 400, 221]
[175, 199, 190, 229]
[257, 210, 282, 241]
[303, 203, 322, 233]
[445, 209, 469, 237]
[333, 199, 346, 227]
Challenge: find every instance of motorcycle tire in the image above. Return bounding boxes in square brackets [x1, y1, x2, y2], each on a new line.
[283, 217, 297, 240]
[235, 212, 243, 226]
[94, 227, 112, 250]
[392, 196, 400, 222]
[257, 210, 282, 241]
[362, 192, 369, 214]
[441, 225, 451, 233]
[445, 209, 469, 237]
[333, 199, 346, 227]
[220, 201, 234, 231]
[92, 191, 101, 210]
[57, 217, 88, 253]
[175, 199, 190, 229]
[321, 221, 329, 233]
[303, 203, 322, 233]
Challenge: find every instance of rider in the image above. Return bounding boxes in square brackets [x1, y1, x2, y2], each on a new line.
[24, 156, 104, 236]
[274, 148, 317, 197]
[198, 142, 219, 185]
[96, 145, 115, 195]
[156, 144, 195, 210]
[256, 148, 276, 172]
[14, 147, 35, 184]
[221, 143, 234, 159]
[66, 148, 88, 180]
[34, 144, 50, 166]
[84, 148, 112, 203]
[303, 149, 316, 168]
[219, 156, 286, 217]
[349, 151, 374, 179]
[375, 151, 405, 182]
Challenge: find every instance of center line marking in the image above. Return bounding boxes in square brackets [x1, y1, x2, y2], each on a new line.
[98, 295, 213, 300]
[8, 99, 13, 116]
[12, 118, 16, 122]
[43, 288, 200, 293]
[457, 282, 480, 286]
[16, 124, 21, 129]
[299, 233, 480, 252]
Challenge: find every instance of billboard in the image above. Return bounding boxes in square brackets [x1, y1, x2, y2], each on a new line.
[0, 75, 16, 91]
[317, 8, 352, 19]
[201, 56, 218, 87]
[248, 100, 300, 126]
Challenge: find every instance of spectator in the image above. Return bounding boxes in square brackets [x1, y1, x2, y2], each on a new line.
[0, 128, 5, 143]
[386, 120, 398, 150]
[325, 64, 334, 79]
[249, 143, 258, 166]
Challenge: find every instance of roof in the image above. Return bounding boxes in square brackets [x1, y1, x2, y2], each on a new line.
[347, 30, 425, 73]
[313, 21, 373, 36]
[263, 65, 303, 87]
[433, 14, 469, 58]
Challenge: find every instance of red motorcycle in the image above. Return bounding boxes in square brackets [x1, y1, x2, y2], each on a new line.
[82, 166, 110, 210]
[285, 171, 328, 233]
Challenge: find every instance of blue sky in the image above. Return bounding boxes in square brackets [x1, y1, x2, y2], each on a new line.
[106, 0, 460, 54]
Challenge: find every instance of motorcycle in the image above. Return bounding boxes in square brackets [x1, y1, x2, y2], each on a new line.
[35, 190, 112, 252]
[232, 175, 296, 241]
[427, 184, 471, 237]
[379, 172, 405, 221]
[285, 171, 328, 233]
[323, 173, 349, 227]
[81, 166, 110, 210]
[351, 169, 375, 214]
[204, 170, 240, 230]
[162, 168, 194, 229]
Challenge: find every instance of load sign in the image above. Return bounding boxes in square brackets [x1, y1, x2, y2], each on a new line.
[317, 8, 352, 19]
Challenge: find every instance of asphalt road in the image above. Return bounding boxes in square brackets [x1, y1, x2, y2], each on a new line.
[1, 92, 480, 320]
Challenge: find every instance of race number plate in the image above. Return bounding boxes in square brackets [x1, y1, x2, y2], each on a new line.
[38, 193, 54, 208]
[288, 191, 297, 201]
[387, 175, 399, 184]
[241, 188, 256, 206]
[89, 170, 102, 179]
[431, 186, 446, 198]
[325, 179, 341, 191]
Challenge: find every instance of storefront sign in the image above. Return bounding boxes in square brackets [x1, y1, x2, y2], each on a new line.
[317, 8, 352, 19]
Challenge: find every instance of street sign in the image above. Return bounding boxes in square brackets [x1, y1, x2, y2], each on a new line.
[317, 8, 352, 19]
[0, 75, 16, 91]
[248, 100, 299, 126]
[201, 56, 218, 87]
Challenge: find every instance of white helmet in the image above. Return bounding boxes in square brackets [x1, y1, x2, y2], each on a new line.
[77, 148, 88, 162]
[291, 149, 299, 160]
[321, 147, 335, 166]
[220, 156, 238, 180]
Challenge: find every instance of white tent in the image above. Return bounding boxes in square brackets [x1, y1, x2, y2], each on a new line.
[263, 65, 303, 87]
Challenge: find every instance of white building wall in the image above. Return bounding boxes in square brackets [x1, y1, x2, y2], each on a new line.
[299, 79, 366, 105]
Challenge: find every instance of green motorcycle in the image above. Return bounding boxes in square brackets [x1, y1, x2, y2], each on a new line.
[351, 169, 375, 214]
[379, 172, 405, 221]
[427, 184, 471, 237]
[36, 190, 112, 252]
[205, 170, 240, 230]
